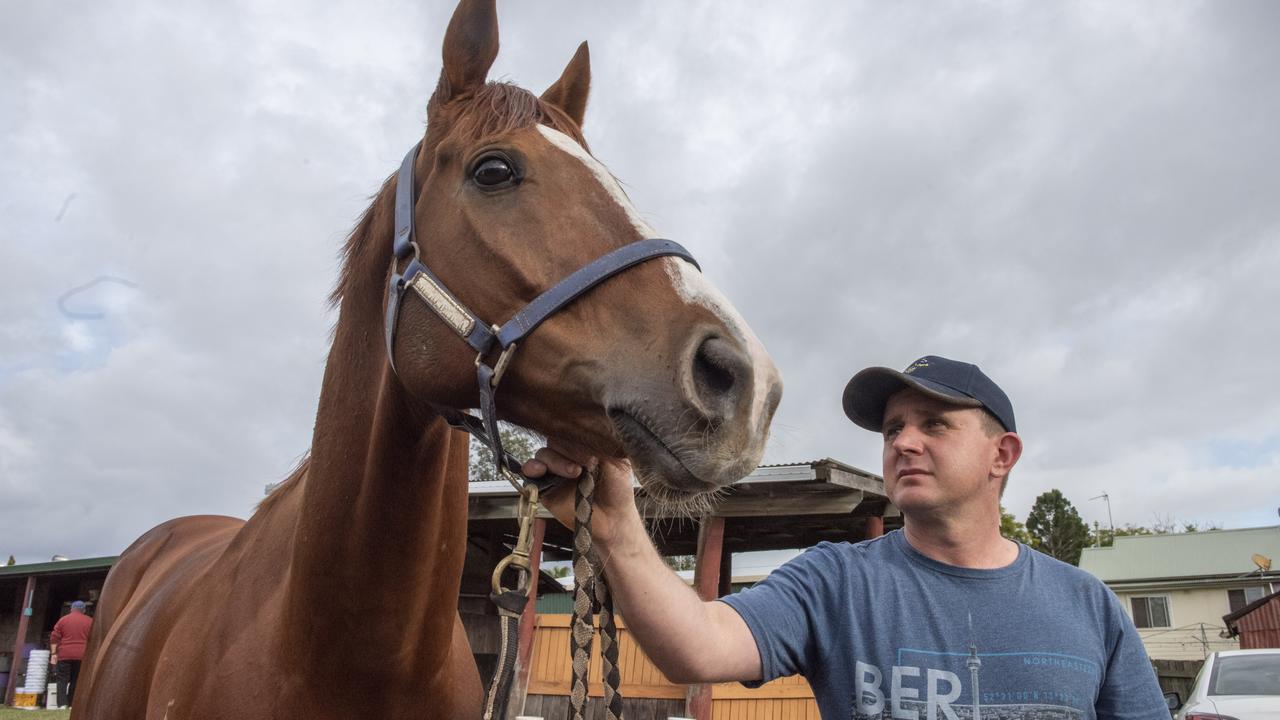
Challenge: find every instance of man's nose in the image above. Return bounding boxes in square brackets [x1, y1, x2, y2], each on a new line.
[891, 426, 924, 454]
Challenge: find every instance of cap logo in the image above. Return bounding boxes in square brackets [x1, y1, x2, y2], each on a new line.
[904, 358, 930, 374]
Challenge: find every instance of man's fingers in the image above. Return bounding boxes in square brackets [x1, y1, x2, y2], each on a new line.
[521, 457, 548, 477]
[525, 446, 585, 480]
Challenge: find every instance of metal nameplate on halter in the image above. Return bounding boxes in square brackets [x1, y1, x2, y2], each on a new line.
[408, 273, 476, 338]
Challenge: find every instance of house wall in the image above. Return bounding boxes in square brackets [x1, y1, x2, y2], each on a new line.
[1114, 587, 1240, 660]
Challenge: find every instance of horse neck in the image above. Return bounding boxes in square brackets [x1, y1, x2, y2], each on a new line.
[284, 186, 471, 675]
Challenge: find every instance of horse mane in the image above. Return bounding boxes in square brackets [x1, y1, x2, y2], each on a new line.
[329, 82, 586, 310]
[256, 453, 310, 512]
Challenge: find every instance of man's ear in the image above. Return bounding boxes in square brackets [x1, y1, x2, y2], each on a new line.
[992, 433, 1022, 482]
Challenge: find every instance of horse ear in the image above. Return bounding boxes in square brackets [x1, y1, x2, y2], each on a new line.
[434, 0, 499, 105]
[540, 42, 591, 128]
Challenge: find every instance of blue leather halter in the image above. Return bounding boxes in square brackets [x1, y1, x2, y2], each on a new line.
[384, 141, 700, 489]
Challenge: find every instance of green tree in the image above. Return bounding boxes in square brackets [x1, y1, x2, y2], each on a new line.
[1000, 506, 1031, 545]
[1090, 520, 1222, 548]
[468, 424, 543, 484]
[664, 555, 697, 571]
[1092, 522, 1153, 548]
[1025, 489, 1091, 565]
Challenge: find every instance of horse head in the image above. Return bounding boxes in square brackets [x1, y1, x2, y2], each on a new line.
[381, 0, 782, 505]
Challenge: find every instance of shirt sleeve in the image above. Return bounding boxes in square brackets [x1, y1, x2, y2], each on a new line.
[1095, 591, 1170, 719]
[718, 542, 844, 686]
[50, 618, 63, 646]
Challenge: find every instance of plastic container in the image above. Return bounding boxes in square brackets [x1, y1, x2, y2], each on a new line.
[21, 650, 49, 694]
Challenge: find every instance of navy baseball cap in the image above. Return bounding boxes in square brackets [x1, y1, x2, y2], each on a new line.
[842, 355, 1016, 433]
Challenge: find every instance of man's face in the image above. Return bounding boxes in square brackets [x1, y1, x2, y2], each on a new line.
[881, 388, 1003, 516]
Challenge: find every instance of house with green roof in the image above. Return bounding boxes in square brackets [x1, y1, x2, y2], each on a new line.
[1079, 525, 1280, 660]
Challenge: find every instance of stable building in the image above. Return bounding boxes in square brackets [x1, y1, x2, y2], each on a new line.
[1, 556, 114, 704]
[464, 457, 895, 720]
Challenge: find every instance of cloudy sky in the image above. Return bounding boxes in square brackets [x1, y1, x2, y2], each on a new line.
[3, 0, 1277, 563]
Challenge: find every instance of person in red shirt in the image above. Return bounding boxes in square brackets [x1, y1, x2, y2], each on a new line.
[49, 600, 93, 708]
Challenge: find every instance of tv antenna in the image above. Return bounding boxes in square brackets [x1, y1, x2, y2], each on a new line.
[1090, 492, 1115, 538]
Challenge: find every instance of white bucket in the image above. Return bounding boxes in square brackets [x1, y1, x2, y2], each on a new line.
[20, 649, 49, 695]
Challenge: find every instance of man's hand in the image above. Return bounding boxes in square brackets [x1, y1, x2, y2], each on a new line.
[521, 439, 639, 546]
[521, 438, 763, 684]
[50, 654, 57, 665]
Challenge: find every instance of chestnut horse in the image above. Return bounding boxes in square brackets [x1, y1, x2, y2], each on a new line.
[73, 1, 781, 718]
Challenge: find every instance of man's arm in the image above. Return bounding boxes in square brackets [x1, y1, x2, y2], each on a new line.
[526, 449, 762, 685]
[1095, 595, 1170, 719]
[50, 621, 61, 664]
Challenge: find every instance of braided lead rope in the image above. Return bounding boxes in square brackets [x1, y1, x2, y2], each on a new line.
[567, 470, 626, 720]
[568, 470, 597, 720]
[592, 550, 624, 720]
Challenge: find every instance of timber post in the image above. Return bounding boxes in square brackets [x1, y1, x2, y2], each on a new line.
[5, 575, 37, 706]
[686, 515, 725, 720]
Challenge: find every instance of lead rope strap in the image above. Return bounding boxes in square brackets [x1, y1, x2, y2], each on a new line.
[483, 483, 540, 720]
[568, 470, 597, 720]
[568, 470, 625, 720]
[482, 609, 521, 720]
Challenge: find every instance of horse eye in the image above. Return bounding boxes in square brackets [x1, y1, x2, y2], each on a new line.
[473, 156, 516, 187]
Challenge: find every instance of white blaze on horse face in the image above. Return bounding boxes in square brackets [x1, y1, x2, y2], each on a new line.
[535, 125, 658, 237]
[535, 125, 781, 436]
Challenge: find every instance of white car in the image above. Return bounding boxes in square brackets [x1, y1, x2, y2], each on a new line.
[1173, 649, 1280, 720]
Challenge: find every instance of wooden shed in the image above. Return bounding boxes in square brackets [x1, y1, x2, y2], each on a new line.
[1224, 587, 1280, 650]
[465, 458, 895, 720]
[1, 556, 114, 704]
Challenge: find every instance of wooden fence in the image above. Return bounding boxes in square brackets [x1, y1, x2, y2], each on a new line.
[524, 614, 818, 720]
[1152, 658, 1202, 705]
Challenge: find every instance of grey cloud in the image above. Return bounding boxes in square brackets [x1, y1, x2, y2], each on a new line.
[3, 0, 1278, 561]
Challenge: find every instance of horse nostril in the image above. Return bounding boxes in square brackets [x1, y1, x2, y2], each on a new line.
[692, 336, 742, 404]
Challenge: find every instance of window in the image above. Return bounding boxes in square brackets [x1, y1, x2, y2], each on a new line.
[1131, 596, 1171, 628]
[1228, 586, 1271, 614]
[1210, 652, 1280, 696]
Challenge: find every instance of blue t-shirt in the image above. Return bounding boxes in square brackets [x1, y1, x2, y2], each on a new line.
[719, 531, 1167, 719]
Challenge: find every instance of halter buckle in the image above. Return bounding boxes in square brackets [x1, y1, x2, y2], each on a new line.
[478, 328, 518, 390]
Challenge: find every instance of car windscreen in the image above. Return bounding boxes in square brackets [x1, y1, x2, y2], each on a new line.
[1210, 653, 1280, 696]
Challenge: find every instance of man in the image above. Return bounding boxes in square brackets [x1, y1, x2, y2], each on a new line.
[527, 355, 1167, 718]
[50, 599, 93, 709]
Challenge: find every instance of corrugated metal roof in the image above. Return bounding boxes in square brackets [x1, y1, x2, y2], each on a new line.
[469, 458, 882, 496]
[757, 458, 882, 479]
[0, 556, 117, 578]
[1079, 526, 1280, 582]
[1239, 599, 1280, 649]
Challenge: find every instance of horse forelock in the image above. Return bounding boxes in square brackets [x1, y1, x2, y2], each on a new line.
[329, 82, 586, 311]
